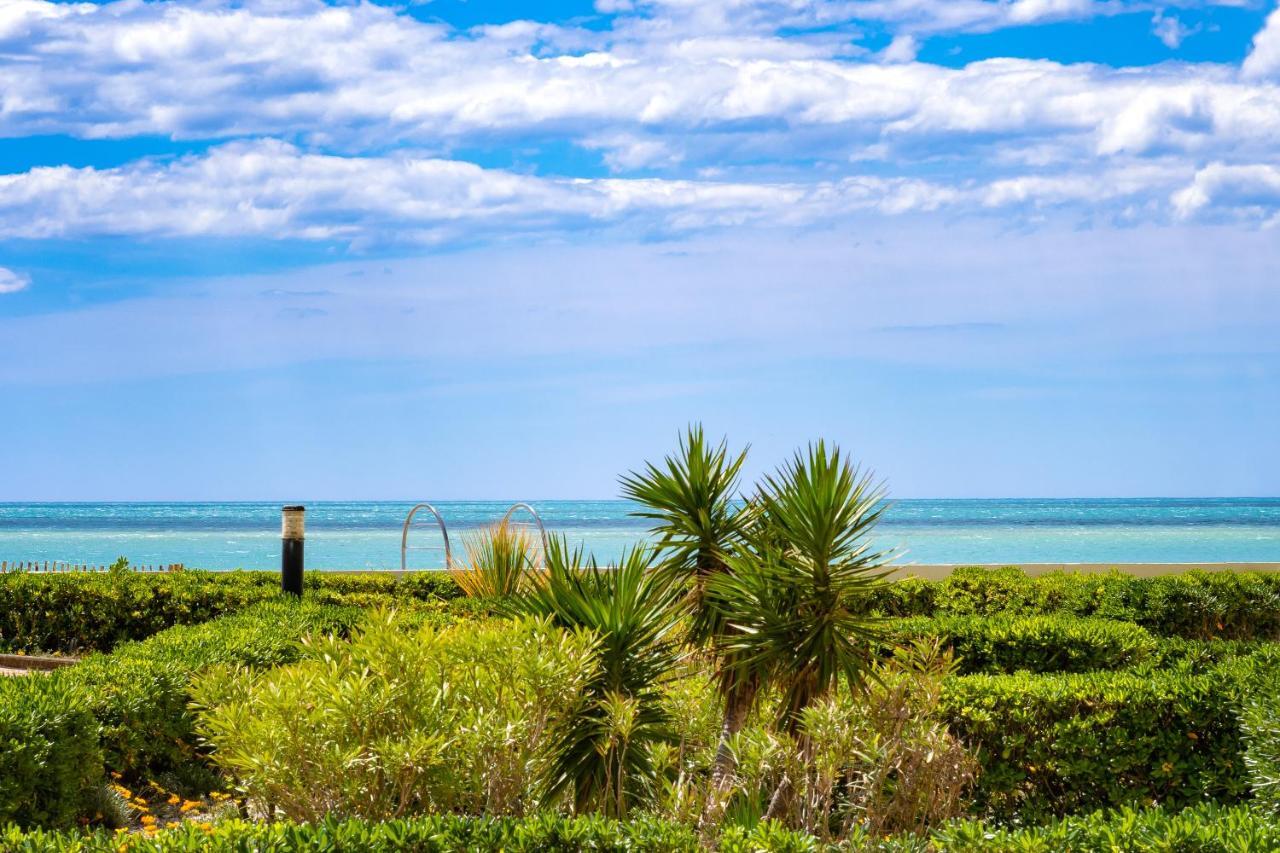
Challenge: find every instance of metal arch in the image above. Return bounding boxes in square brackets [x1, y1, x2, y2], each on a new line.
[501, 502, 549, 564]
[401, 503, 452, 572]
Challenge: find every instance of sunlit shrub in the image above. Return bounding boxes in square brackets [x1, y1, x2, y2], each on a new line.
[449, 521, 537, 598]
[192, 611, 598, 821]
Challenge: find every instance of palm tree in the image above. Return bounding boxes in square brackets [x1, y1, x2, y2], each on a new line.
[511, 537, 685, 817]
[619, 425, 757, 797]
[708, 440, 893, 819]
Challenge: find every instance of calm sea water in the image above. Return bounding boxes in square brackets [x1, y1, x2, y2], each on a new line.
[1, 499, 1279, 570]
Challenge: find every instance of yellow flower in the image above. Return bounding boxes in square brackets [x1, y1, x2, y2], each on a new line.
[140, 815, 157, 826]
[167, 794, 181, 805]
[1161, 761, 1174, 773]
[181, 800, 201, 812]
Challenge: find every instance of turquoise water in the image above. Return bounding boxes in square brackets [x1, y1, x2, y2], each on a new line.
[1, 499, 1279, 570]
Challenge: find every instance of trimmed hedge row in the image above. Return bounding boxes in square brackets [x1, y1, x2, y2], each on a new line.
[0, 600, 363, 829]
[886, 614, 1158, 674]
[0, 570, 461, 653]
[941, 657, 1263, 823]
[5, 805, 1280, 851]
[870, 567, 1280, 640]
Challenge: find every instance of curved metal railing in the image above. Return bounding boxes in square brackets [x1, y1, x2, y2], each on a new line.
[501, 501, 549, 568]
[401, 503, 452, 572]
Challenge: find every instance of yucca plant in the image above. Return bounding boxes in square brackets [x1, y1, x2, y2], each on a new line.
[619, 425, 757, 800]
[511, 537, 685, 818]
[449, 521, 535, 598]
[708, 440, 893, 819]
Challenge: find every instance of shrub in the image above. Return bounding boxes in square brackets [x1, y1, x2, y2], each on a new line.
[885, 614, 1158, 674]
[0, 813, 705, 852]
[924, 802, 1280, 852]
[449, 522, 537, 598]
[869, 567, 1280, 641]
[941, 663, 1251, 823]
[59, 599, 361, 782]
[192, 612, 599, 821]
[0, 676, 100, 829]
[0, 599, 360, 827]
[0, 570, 461, 654]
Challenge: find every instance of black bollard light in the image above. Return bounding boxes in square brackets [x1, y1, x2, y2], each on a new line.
[281, 505, 305, 597]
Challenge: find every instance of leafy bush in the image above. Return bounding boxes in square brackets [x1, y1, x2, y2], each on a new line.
[0, 600, 360, 827]
[0, 570, 461, 653]
[942, 662, 1251, 823]
[449, 522, 537, 598]
[0, 676, 100, 829]
[885, 614, 1157, 674]
[923, 802, 1280, 852]
[193, 612, 598, 821]
[59, 600, 361, 782]
[869, 567, 1280, 641]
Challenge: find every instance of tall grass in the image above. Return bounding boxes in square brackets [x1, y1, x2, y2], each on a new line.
[449, 522, 536, 598]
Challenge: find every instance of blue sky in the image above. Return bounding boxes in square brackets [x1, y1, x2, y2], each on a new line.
[1, 0, 1279, 499]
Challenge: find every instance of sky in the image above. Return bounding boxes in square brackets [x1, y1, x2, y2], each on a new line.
[1, 0, 1278, 500]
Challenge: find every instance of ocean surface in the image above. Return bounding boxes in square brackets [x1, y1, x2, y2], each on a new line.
[1, 499, 1279, 570]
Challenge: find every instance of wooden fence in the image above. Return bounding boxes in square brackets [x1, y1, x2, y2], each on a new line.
[0, 561, 185, 573]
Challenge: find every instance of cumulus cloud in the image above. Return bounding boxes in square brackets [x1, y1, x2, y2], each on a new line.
[0, 140, 1232, 245]
[0, 267, 30, 294]
[1172, 162, 1280, 223]
[0, 0, 1277, 174]
[1243, 6, 1280, 79]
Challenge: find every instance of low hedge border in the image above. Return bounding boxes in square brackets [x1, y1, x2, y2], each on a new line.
[940, 655, 1271, 823]
[5, 804, 1280, 852]
[0, 600, 365, 829]
[870, 567, 1280, 640]
[0, 570, 461, 654]
[885, 614, 1158, 674]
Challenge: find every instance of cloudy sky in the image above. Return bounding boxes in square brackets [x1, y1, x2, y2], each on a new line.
[1, 0, 1278, 499]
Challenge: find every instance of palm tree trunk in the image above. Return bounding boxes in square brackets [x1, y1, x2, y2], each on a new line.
[699, 673, 758, 829]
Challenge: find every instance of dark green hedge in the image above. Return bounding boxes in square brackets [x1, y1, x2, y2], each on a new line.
[6, 804, 1280, 851]
[0, 600, 364, 829]
[942, 659, 1260, 823]
[886, 614, 1157, 674]
[0, 570, 461, 653]
[870, 567, 1280, 640]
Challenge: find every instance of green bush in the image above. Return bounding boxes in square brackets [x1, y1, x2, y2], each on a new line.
[0, 570, 461, 653]
[886, 614, 1157, 674]
[922, 802, 1280, 852]
[0, 676, 100, 829]
[0, 813, 707, 852]
[942, 663, 1252, 823]
[192, 611, 598, 821]
[870, 567, 1280, 640]
[0, 600, 362, 828]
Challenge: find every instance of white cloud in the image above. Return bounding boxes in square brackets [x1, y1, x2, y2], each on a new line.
[0, 267, 30, 294]
[1172, 162, 1280, 223]
[0, 0, 1277, 175]
[0, 140, 1235, 245]
[881, 34, 918, 63]
[1152, 11, 1196, 49]
[1243, 6, 1280, 79]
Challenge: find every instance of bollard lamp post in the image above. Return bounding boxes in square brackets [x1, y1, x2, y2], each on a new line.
[281, 505, 305, 597]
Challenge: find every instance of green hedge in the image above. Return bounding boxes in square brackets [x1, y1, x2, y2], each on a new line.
[0, 677, 100, 829]
[942, 661, 1255, 823]
[886, 614, 1157, 674]
[5, 805, 1280, 851]
[0, 570, 461, 653]
[0, 600, 364, 829]
[871, 567, 1280, 640]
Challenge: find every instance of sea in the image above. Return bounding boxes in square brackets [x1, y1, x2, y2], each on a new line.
[1, 499, 1279, 570]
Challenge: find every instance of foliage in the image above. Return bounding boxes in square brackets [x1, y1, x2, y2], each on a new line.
[0, 676, 100, 829]
[711, 441, 892, 732]
[193, 611, 597, 821]
[1240, 651, 1280, 814]
[512, 539, 686, 817]
[885, 614, 1158, 674]
[941, 661, 1252, 823]
[0, 600, 360, 827]
[0, 570, 461, 654]
[870, 566, 1280, 640]
[449, 521, 537, 598]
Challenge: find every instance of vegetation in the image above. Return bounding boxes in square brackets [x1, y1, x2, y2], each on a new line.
[7, 427, 1280, 848]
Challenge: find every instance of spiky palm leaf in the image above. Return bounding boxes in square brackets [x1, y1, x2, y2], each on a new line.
[511, 537, 685, 817]
[710, 440, 893, 732]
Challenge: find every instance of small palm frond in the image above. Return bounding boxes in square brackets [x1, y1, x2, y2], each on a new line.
[709, 440, 894, 731]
